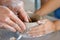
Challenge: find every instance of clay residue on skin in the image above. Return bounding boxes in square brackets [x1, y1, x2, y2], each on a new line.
[27, 19, 56, 37]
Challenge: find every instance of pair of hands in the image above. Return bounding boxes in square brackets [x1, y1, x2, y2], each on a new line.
[0, 0, 56, 37]
[0, 0, 30, 32]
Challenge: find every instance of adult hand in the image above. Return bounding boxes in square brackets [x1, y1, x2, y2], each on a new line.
[27, 19, 56, 37]
[0, 0, 29, 22]
[0, 6, 26, 33]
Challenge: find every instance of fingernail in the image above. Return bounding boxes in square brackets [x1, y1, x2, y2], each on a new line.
[28, 18, 32, 22]
[26, 19, 29, 22]
[24, 18, 29, 22]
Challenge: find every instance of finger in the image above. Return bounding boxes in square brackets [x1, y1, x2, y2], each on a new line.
[29, 25, 44, 31]
[17, 7, 29, 22]
[0, 22, 16, 32]
[28, 29, 45, 37]
[28, 28, 45, 34]
[0, 6, 25, 32]
[9, 11, 26, 31]
[4, 18, 22, 32]
[28, 30, 45, 37]
[29, 32, 45, 37]
[27, 15, 31, 22]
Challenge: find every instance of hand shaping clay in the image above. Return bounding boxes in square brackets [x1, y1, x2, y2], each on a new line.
[27, 19, 56, 37]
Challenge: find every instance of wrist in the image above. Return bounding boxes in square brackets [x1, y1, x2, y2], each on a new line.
[54, 20, 60, 31]
[55, 26, 60, 31]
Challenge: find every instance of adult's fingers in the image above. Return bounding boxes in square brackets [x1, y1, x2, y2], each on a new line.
[28, 29, 45, 37]
[13, 1, 29, 22]
[17, 7, 29, 22]
[27, 25, 45, 37]
[8, 10, 26, 31]
[28, 31, 45, 37]
[0, 22, 16, 32]
[30, 25, 44, 31]
[4, 18, 22, 32]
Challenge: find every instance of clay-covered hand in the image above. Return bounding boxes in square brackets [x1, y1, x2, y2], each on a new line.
[0, 0, 29, 22]
[27, 19, 56, 37]
[0, 6, 26, 33]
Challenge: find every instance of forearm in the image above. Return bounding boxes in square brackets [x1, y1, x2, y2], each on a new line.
[36, 0, 60, 16]
[41, 0, 48, 5]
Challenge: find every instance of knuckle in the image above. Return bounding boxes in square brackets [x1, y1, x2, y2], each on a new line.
[4, 17, 10, 22]
[0, 15, 9, 22]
